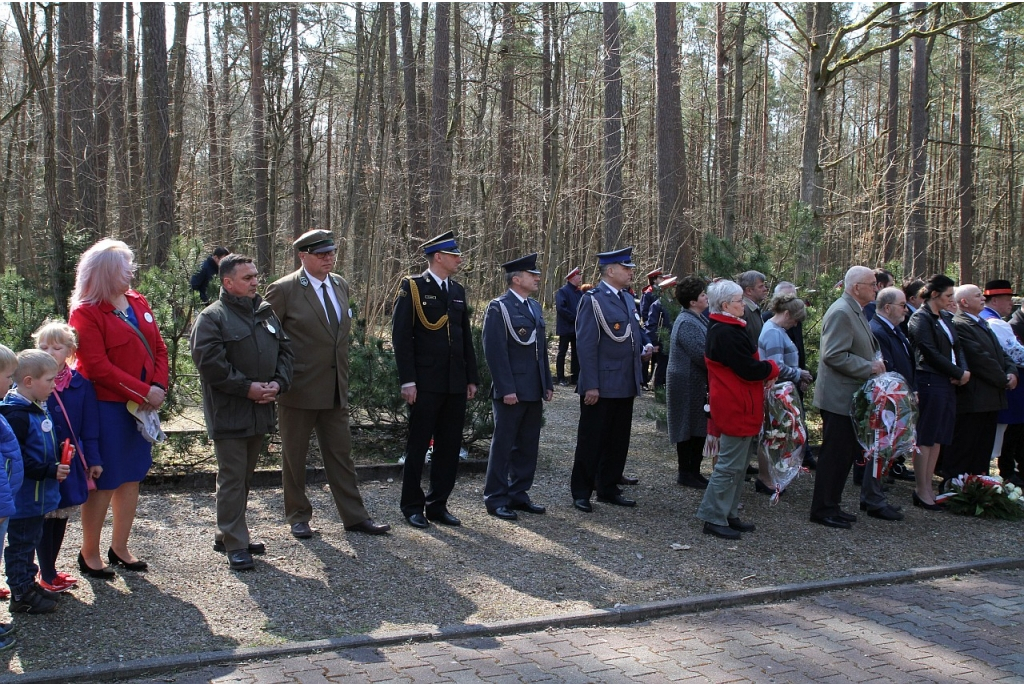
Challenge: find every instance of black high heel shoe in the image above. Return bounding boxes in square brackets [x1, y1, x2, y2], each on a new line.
[912, 491, 944, 511]
[78, 552, 116, 579]
[107, 548, 148, 572]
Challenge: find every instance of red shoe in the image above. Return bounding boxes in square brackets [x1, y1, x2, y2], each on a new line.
[0, 588, 8, 600]
[37, 576, 76, 593]
[55, 571, 79, 585]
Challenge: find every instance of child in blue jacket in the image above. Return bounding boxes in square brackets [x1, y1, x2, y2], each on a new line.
[34, 322, 102, 593]
[0, 344, 21, 648]
[0, 350, 68, 615]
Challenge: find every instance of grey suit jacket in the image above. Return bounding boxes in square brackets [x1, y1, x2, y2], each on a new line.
[814, 292, 880, 415]
[265, 268, 352, 410]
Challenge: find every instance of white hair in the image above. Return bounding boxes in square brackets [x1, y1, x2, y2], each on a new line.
[707, 280, 743, 314]
[844, 266, 873, 293]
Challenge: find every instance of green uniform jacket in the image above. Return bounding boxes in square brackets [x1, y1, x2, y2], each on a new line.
[190, 290, 294, 440]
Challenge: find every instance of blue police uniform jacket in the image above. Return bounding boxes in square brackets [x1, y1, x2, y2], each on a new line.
[482, 291, 553, 401]
[575, 281, 650, 399]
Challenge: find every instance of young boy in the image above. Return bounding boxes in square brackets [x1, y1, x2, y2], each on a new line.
[0, 345, 22, 647]
[0, 350, 68, 615]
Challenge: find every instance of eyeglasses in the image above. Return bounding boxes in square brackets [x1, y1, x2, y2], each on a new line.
[728, 298, 744, 304]
[858, 281, 878, 288]
[312, 251, 337, 259]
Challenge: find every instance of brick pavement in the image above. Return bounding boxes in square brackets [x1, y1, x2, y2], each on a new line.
[131, 568, 1024, 684]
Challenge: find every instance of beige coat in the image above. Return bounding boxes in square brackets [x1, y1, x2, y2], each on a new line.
[814, 291, 880, 415]
[265, 268, 352, 410]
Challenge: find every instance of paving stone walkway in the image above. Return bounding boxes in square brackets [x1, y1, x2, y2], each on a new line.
[139, 568, 1024, 683]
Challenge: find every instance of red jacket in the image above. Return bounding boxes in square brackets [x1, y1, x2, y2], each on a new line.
[705, 313, 778, 437]
[69, 290, 170, 404]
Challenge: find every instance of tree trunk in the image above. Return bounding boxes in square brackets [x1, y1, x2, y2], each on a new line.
[797, 2, 831, 276]
[203, 2, 222, 242]
[428, 3, 451, 238]
[219, 5, 235, 244]
[400, 3, 426, 239]
[96, 2, 123, 238]
[291, 5, 302, 243]
[141, 2, 175, 266]
[656, 3, 689, 274]
[56, 5, 75, 237]
[168, 3, 189, 188]
[602, 2, 623, 250]
[958, 3, 974, 284]
[882, 3, 900, 262]
[498, 3, 514, 257]
[725, 4, 747, 243]
[905, 3, 929, 278]
[245, 2, 270, 272]
[125, 2, 145, 251]
[714, 4, 728, 238]
[67, 2, 98, 238]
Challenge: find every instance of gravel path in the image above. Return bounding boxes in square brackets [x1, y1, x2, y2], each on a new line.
[2, 387, 1022, 676]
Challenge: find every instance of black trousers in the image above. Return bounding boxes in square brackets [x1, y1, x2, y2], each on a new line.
[944, 411, 998, 479]
[810, 409, 860, 519]
[651, 350, 668, 388]
[570, 396, 634, 500]
[556, 334, 578, 382]
[676, 437, 705, 475]
[401, 390, 467, 517]
[999, 423, 1024, 479]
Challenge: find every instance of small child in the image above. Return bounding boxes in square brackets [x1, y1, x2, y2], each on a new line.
[0, 345, 22, 649]
[34, 322, 102, 593]
[0, 350, 68, 614]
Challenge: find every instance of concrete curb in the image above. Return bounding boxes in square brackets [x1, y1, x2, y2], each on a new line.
[6, 555, 1023, 684]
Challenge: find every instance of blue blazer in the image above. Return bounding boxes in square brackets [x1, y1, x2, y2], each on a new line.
[482, 291, 553, 402]
[870, 317, 917, 390]
[575, 282, 650, 398]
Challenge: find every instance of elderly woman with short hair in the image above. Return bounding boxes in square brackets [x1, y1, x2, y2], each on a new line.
[696, 280, 779, 540]
[665, 276, 709, 489]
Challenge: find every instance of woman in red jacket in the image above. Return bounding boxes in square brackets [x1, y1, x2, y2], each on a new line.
[69, 239, 169, 577]
[696, 279, 778, 540]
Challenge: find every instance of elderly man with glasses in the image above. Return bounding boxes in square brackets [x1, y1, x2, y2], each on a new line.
[265, 229, 391, 540]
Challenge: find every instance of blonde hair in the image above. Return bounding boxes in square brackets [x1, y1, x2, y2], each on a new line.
[32, 320, 79, 356]
[71, 239, 136, 309]
[0, 344, 17, 373]
[14, 349, 59, 385]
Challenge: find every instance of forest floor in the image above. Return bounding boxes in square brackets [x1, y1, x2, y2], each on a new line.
[2, 381, 1021, 676]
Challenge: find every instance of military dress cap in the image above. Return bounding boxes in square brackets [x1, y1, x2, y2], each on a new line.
[502, 253, 541, 275]
[658, 275, 678, 289]
[983, 279, 1017, 297]
[597, 247, 637, 268]
[293, 229, 336, 254]
[421, 230, 461, 255]
[565, 266, 581, 280]
[646, 267, 663, 282]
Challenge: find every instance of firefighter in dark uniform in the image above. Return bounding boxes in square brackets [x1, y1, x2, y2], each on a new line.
[391, 231, 480, 529]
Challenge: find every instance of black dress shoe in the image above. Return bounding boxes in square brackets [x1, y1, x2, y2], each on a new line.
[703, 522, 741, 539]
[510, 501, 546, 514]
[405, 513, 430, 529]
[837, 511, 857, 523]
[426, 510, 461, 526]
[618, 475, 639, 486]
[746, 465, 759, 475]
[214, 540, 266, 555]
[488, 506, 518, 521]
[802, 454, 818, 470]
[290, 522, 314, 539]
[227, 549, 255, 571]
[78, 552, 116, 580]
[867, 505, 905, 521]
[809, 515, 852, 529]
[755, 479, 782, 496]
[596, 494, 636, 507]
[727, 517, 755, 532]
[107, 548, 148, 571]
[677, 473, 708, 490]
[573, 498, 593, 512]
[345, 519, 391, 535]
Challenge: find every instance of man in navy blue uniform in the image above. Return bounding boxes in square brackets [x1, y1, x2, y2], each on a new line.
[392, 231, 480, 529]
[570, 247, 654, 512]
[555, 267, 583, 386]
[481, 254, 554, 521]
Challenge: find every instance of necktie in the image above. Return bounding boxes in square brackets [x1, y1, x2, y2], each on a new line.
[441, 280, 449, 299]
[619, 291, 629, 312]
[322, 283, 339, 334]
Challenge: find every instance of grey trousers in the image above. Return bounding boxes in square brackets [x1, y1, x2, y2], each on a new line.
[215, 435, 265, 552]
[697, 434, 754, 526]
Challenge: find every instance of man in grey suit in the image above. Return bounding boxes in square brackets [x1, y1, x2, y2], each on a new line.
[810, 266, 886, 529]
[265, 230, 390, 539]
[738, 270, 767, 346]
[570, 247, 654, 512]
[481, 254, 554, 521]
